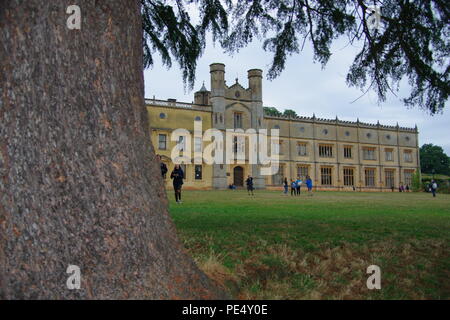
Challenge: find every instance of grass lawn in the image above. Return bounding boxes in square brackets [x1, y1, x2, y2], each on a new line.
[169, 190, 450, 300]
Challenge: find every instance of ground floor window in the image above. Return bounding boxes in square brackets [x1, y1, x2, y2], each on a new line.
[343, 168, 354, 186]
[297, 166, 308, 179]
[195, 165, 202, 180]
[404, 170, 414, 187]
[273, 164, 285, 185]
[365, 168, 376, 187]
[321, 167, 332, 185]
[385, 169, 395, 188]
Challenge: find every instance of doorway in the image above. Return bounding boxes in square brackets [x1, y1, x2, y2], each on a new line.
[233, 166, 244, 186]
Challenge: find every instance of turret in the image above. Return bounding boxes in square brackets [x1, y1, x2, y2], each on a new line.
[210, 63, 226, 97]
[194, 82, 210, 105]
[209, 63, 227, 189]
[247, 69, 263, 102]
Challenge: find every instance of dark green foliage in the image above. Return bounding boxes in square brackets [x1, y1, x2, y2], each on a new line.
[283, 109, 298, 117]
[420, 144, 450, 175]
[412, 170, 421, 192]
[141, 1, 449, 113]
[141, 0, 230, 88]
[263, 106, 283, 116]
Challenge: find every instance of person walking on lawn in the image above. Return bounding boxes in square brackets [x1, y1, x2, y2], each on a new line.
[283, 177, 289, 195]
[431, 180, 438, 197]
[291, 179, 297, 196]
[246, 175, 255, 196]
[295, 177, 302, 195]
[306, 175, 313, 196]
[170, 164, 184, 203]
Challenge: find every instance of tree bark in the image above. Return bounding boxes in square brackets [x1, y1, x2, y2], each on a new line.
[0, 1, 226, 299]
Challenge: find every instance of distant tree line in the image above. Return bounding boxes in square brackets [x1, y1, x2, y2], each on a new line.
[420, 144, 450, 176]
[263, 106, 298, 118]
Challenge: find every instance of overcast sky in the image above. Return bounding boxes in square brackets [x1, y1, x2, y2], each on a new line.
[144, 36, 450, 154]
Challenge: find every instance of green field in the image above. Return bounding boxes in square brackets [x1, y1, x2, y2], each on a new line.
[169, 190, 450, 300]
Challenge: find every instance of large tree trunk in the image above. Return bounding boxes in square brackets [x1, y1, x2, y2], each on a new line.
[0, 1, 225, 299]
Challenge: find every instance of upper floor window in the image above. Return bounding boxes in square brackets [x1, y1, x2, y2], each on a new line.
[271, 140, 281, 155]
[158, 134, 167, 150]
[234, 112, 243, 129]
[344, 146, 352, 159]
[297, 143, 307, 156]
[363, 147, 376, 160]
[233, 136, 245, 155]
[178, 136, 185, 151]
[277, 140, 284, 155]
[404, 150, 413, 162]
[194, 137, 202, 153]
[319, 145, 333, 158]
[385, 149, 394, 161]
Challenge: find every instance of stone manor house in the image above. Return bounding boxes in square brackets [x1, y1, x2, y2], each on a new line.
[146, 63, 420, 191]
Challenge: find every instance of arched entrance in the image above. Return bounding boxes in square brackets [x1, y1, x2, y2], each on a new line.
[233, 166, 244, 187]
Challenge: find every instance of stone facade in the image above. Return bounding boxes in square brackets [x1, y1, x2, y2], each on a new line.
[147, 63, 420, 191]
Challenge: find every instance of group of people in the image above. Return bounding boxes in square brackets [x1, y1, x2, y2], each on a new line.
[157, 155, 258, 202]
[157, 155, 440, 201]
[283, 176, 313, 196]
[396, 184, 410, 192]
